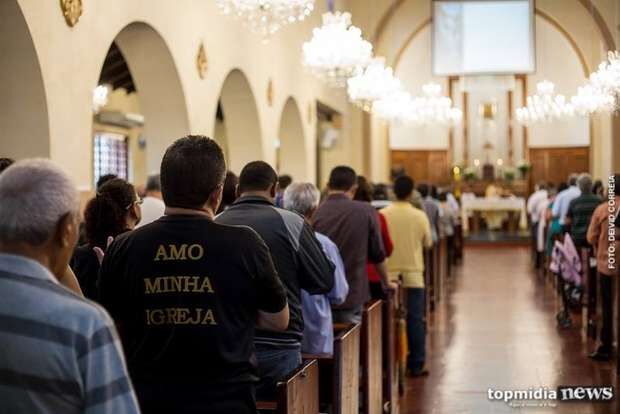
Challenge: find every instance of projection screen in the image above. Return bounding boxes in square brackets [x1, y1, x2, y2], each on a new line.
[432, 0, 535, 76]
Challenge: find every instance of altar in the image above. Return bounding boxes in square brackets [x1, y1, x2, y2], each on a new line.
[460, 196, 527, 234]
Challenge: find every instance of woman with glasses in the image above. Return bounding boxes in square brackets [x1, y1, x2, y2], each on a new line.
[70, 178, 142, 300]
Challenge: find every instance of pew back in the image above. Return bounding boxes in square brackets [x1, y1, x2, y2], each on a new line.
[362, 300, 383, 414]
[257, 359, 319, 414]
[334, 323, 361, 414]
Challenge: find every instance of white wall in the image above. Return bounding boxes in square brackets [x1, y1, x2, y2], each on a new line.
[527, 17, 589, 148]
[8, 0, 353, 189]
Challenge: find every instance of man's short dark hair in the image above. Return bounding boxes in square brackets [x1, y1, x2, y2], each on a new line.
[417, 183, 430, 198]
[96, 173, 117, 190]
[328, 166, 357, 191]
[145, 174, 161, 192]
[161, 135, 226, 209]
[238, 161, 277, 193]
[568, 173, 578, 186]
[278, 174, 293, 190]
[394, 175, 414, 200]
[0, 158, 14, 174]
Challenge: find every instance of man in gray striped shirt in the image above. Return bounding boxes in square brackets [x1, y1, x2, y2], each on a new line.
[0, 159, 140, 414]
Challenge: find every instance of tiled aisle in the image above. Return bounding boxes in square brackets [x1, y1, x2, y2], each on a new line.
[401, 246, 618, 414]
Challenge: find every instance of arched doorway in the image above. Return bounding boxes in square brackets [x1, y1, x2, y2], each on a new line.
[93, 22, 189, 186]
[0, 0, 49, 159]
[277, 97, 307, 181]
[214, 69, 263, 174]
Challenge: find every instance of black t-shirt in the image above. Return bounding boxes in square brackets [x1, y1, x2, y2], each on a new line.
[70, 245, 100, 300]
[98, 214, 287, 387]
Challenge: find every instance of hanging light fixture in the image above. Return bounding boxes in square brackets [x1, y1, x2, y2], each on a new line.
[570, 84, 616, 116]
[589, 51, 620, 99]
[372, 90, 414, 122]
[346, 57, 401, 112]
[374, 83, 462, 126]
[406, 83, 462, 125]
[515, 80, 574, 125]
[302, 10, 373, 87]
[216, 0, 315, 39]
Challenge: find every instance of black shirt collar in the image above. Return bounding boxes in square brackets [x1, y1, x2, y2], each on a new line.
[233, 195, 275, 206]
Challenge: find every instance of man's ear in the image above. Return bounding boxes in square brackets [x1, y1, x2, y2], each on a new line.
[209, 184, 224, 213]
[348, 184, 359, 198]
[270, 182, 280, 198]
[235, 184, 241, 199]
[55, 212, 78, 248]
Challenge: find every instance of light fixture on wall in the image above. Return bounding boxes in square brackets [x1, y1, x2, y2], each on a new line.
[515, 80, 574, 125]
[302, 11, 373, 87]
[216, 0, 315, 39]
[92, 84, 110, 113]
[346, 57, 401, 112]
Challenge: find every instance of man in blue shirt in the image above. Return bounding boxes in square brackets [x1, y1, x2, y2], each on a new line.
[552, 174, 581, 228]
[283, 182, 350, 355]
[0, 159, 139, 414]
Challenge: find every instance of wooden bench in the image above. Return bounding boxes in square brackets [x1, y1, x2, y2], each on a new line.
[362, 300, 383, 414]
[580, 247, 598, 339]
[303, 323, 361, 414]
[424, 247, 434, 313]
[382, 289, 401, 414]
[256, 359, 319, 414]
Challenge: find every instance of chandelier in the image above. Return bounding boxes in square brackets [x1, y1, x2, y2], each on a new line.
[346, 57, 401, 112]
[570, 84, 616, 116]
[589, 51, 620, 98]
[516, 80, 574, 125]
[373, 90, 414, 122]
[302, 11, 373, 87]
[407, 83, 462, 125]
[374, 83, 462, 126]
[216, 0, 315, 38]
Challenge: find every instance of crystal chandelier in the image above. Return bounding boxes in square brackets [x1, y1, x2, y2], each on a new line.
[346, 57, 401, 112]
[570, 84, 616, 116]
[589, 51, 620, 98]
[516, 80, 574, 125]
[302, 11, 373, 87]
[373, 90, 414, 122]
[216, 0, 315, 38]
[374, 83, 462, 126]
[407, 83, 462, 125]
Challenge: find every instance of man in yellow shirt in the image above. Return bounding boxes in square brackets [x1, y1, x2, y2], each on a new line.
[382, 175, 433, 376]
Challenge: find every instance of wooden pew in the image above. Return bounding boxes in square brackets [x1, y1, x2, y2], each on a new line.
[256, 359, 319, 414]
[303, 323, 361, 414]
[382, 289, 400, 414]
[424, 247, 434, 313]
[362, 300, 383, 414]
[581, 247, 598, 339]
[453, 223, 464, 263]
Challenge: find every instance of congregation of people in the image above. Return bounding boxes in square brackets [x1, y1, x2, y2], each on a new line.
[0, 135, 461, 414]
[527, 172, 619, 360]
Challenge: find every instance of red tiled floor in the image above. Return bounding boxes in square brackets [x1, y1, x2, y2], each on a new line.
[400, 246, 618, 414]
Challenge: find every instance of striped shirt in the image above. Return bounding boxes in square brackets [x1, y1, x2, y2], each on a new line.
[566, 194, 602, 248]
[0, 253, 140, 414]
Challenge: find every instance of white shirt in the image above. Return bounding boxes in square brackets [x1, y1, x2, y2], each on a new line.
[527, 189, 548, 223]
[551, 186, 581, 225]
[137, 196, 165, 227]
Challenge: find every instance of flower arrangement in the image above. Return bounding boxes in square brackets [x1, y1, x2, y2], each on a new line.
[503, 166, 516, 182]
[516, 160, 531, 178]
[463, 166, 478, 182]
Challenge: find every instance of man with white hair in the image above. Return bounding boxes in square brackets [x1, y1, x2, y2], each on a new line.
[283, 182, 349, 355]
[0, 159, 140, 414]
[552, 173, 581, 228]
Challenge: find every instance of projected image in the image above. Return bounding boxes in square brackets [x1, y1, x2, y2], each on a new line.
[433, 0, 535, 75]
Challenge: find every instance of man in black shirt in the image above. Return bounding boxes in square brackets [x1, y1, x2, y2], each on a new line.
[216, 161, 335, 398]
[99, 136, 289, 414]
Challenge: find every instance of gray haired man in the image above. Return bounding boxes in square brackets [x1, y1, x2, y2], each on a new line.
[0, 159, 140, 414]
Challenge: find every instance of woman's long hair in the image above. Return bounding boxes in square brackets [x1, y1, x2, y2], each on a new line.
[84, 178, 136, 249]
